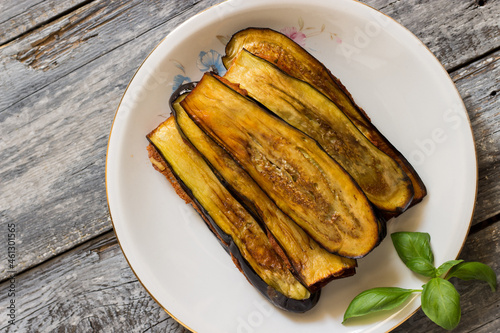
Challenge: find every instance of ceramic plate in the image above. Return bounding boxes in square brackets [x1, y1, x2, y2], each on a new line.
[106, 0, 477, 331]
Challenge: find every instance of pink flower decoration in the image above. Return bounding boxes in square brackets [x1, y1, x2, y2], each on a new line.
[280, 27, 306, 47]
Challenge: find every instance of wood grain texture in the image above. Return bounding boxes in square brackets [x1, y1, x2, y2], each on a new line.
[0, 0, 212, 111]
[0, 0, 224, 281]
[0, 224, 497, 332]
[0, 0, 45, 26]
[452, 51, 500, 224]
[367, 0, 500, 71]
[0, 0, 498, 331]
[0, 231, 190, 332]
[2, 29, 497, 284]
[1, 0, 499, 112]
[0, 0, 91, 45]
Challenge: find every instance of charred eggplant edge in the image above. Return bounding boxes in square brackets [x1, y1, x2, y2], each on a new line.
[223, 49, 415, 214]
[178, 74, 387, 258]
[146, 124, 319, 313]
[170, 88, 358, 291]
[222, 27, 427, 209]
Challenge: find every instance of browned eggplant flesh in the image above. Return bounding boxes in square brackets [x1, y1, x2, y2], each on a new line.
[222, 27, 426, 208]
[180, 73, 383, 259]
[147, 116, 318, 312]
[224, 49, 414, 214]
[172, 93, 357, 291]
[145, 27, 427, 313]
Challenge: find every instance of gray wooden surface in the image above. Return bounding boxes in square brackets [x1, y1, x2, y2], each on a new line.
[0, 0, 498, 332]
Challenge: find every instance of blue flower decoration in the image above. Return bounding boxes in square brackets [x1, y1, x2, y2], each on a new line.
[197, 50, 226, 75]
[172, 74, 191, 92]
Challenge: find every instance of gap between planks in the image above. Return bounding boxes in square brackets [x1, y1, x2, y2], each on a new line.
[0, 229, 116, 285]
[0, 0, 98, 47]
[2, 211, 499, 286]
[1, 0, 497, 286]
[469, 213, 500, 236]
[0, 0, 208, 115]
[447, 44, 500, 74]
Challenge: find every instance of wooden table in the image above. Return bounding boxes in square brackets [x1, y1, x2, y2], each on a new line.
[0, 0, 498, 331]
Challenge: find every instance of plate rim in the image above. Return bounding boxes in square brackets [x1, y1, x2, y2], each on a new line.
[105, 0, 478, 331]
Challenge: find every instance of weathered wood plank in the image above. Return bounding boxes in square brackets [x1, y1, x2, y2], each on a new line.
[0, 231, 190, 332]
[0, 0, 213, 111]
[0, 0, 44, 25]
[1, 0, 499, 113]
[0, 223, 497, 332]
[367, 0, 500, 71]
[452, 52, 500, 224]
[0, 0, 91, 46]
[0, 0, 498, 332]
[0, 0, 224, 282]
[1, 0, 499, 283]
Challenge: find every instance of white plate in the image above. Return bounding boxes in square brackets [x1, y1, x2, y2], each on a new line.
[106, 0, 477, 332]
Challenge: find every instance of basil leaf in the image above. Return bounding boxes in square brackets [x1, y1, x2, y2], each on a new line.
[406, 258, 437, 277]
[446, 262, 497, 292]
[435, 260, 464, 278]
[391, 232, 434, 274]
[421, 278, 461, 330]
[343, 287, 417, 323]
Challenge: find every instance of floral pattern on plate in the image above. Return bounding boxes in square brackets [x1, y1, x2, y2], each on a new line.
[171, 49, 226, 92]
[172, 19, 343, 92]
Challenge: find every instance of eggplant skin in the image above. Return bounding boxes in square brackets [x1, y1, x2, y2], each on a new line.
[222, 27, 426, 208]
[181, 73, 383, 259]
[224, 49, 414, 214]
[172, 92, 357, 291]
[147, 117, 317, 312]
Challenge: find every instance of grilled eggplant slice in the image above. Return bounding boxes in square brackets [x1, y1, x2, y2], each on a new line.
[147, 116, 318, 312]
[172, 93, 357, 291]
[224, 49, 414, 214]
[180, 73, 384, 258]
[222, 27, 426, 207]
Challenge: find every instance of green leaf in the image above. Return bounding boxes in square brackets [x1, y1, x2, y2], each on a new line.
[421, 278, 461, 330]
[343, 287, 418, 323]
[406, 258, 437, 277]
[391, 232, 435, 275]
[446, 261, 497, 291]
[436, 260, 464, 278]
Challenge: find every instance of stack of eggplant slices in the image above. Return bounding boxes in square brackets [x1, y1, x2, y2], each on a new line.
[146, 28, 427, 312]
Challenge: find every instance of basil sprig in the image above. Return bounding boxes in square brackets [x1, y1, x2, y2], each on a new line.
[343, 287, 420, 322]
[343, 232, 497, 330]
[421, 278, 461, 330]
